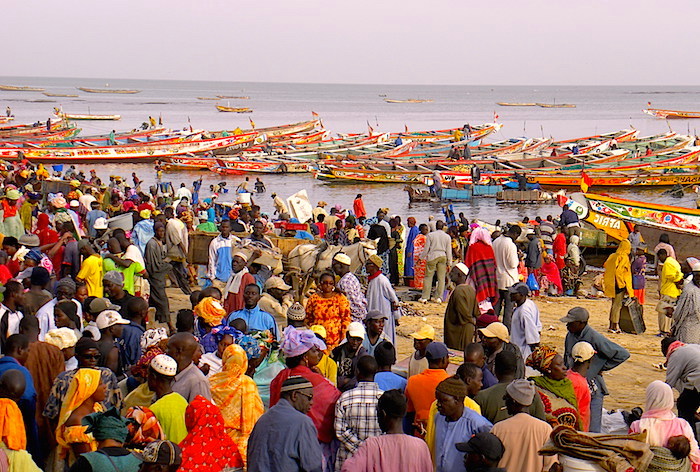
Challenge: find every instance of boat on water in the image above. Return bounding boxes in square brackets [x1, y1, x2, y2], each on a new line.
[384, 99, 433, 103]
[77, 87, 141, 94]
[563, 192, 700, 262]
[43, 93, 79, 98]
[216, 105, 252, 113]
[0, 117, 14, 124]
[197, 97, 219, 100]
[60, 113, 121, 121]
[0, 85, 45, 92]
[217, 95, 249, 99]
[496, 103, 537, 106]
[644, 108, 700, 119]
[536, 103, 576, 108]
[527, 167, 700, 188]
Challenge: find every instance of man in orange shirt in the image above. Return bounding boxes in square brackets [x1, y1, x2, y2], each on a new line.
[353, 194, 366, 219]
[405, 341, 449, 436]
[567, 341, 594, 431]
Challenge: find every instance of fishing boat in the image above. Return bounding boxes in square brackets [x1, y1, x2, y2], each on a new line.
[60, 113, 121, 121]
[197, 97, 219, 100]
[496, 103, 537, 106]
[0, 117, 14, 124]
[0, 85, 45, 92]
[384, 99, 433, 103]
[43, 93, 79, 97]
[0, 118, 72, 138]
[564, 192, 700, 262]
[404, 185, 437, 202]
[213, 159, 311, 175]
[0, 135, 251, 163]
[217, 95, 249, 99]
[527, 167, 700, 188]
[536, 103, 576, 108]
[644, 108, 700, 119]
[216, 105, 252, 113]
[77, 87, 141, 94]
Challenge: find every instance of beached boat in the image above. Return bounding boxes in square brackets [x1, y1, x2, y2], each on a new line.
[566, 192, 700, 261]
[216, 105, 252, 113]
[217, 96, 249, 99]
[43, 93, 79, 97]
[536, 103, 576, 108]
[384, 99, 433, 103]
[552, 129, 639, 145]
[77, 87, 141, 94]
[60, 113, 121, 121]
[496, 103, 537, 106]
[0, 117, 14, 124]
[471, 138, 529, 157]
[0, 85, 45, 92]
[527, 167, 700, 188]
[0, 118, 72, 138]
[644, 108, 700, 119]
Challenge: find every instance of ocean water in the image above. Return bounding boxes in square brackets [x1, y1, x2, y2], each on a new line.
[2, 76, 699, 223]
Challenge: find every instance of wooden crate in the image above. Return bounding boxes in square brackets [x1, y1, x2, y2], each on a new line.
[188, 231, 218, 265]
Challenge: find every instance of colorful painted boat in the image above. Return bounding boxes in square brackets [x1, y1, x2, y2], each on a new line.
[0, 85, 44, 92]
[77, 87, 140, 94]
[644, 108, 700, 119]
[0, 118, 72, 138]
[216, 105, 252, 113]
[527, 167, 700, 187]
[567, 192, 700, 261]
[0, 117, 14, 124]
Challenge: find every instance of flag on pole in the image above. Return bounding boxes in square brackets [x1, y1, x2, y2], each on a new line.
[187, 116, 193, 132]
[647, 101, 652, 107]
[493, 111, 499, 122]
[580, 171, 592, 193]
[367, 120, 374, 136]
[249, 117, 256, 130]
[311, 111, 319, 118]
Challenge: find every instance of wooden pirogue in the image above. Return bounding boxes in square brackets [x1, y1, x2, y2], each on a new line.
[77, 87, 141, 94]
[644, 108, 700, 119]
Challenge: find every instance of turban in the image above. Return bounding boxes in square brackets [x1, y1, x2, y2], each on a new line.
[194, 297, 226, 326]
[51, 196, 67, 208]
[124, 406, 165, 449]
[280, 325, 326, 358]
[436, 377, 468, 399]
[45, 328, 78, 350]
[526, 345, 559, 373]
[82, 407, 131, 443]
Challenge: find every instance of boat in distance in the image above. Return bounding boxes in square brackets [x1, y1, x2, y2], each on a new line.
[384, 98, 433, 103]
[536, 103, 576, 108]
[43, 93, 79, 97]
[644, 108, 700, 119]
[217, 95, 249, 99]
[60, 113, 121, 121]
[77, 87, 141, 94]
[216, 105, 252, 113]
[496, 102, 537, 106]
[0, 85, 45, 92]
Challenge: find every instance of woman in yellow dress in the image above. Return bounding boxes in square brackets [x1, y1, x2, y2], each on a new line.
[209, 343, 264, 466]
[54, 368, 106, 469]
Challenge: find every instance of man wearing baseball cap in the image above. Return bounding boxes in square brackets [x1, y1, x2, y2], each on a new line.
[137, 440, 182, 472]
[405, 341, 450, 435]
[509, 282, 541, 359]
[491, 379, 554, 472]
[478, 322, 525, 380]
[331, 321, 367, 391]
[259, 276, 293, 322]
[567, 341, 595, 431]
[96, 310, 129, 376]
[405, 325, 435, 377]
[457, 432, 506, 472]
[332, 253, 368, 323]
[561, 306, 629, 433]
[362, 310, 391, 356]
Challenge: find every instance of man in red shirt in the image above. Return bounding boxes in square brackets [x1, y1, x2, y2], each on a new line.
[353, 194, 366, 219]
[405, 341, 450, 436]
[567, 341, 594, 431]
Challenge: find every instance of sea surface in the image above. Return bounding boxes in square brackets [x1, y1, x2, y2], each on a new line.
[2, 76, 700, 223]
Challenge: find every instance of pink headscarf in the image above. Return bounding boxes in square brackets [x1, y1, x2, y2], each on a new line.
[469, 227, 492, 247]
[642, 380, 675, 419]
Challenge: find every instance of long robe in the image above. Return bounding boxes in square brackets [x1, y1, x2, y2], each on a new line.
[672, 281, 700, 344]
[145, 237, 171, 323]
[404, 225, 419, 277]
[444, 284, 481, 351]
[367, 273, 400, 345]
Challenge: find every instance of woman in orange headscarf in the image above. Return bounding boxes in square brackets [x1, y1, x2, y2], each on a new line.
[0, 397, 40, 470]
[210, 343, 264, 465]
[54, 368, 106, 468]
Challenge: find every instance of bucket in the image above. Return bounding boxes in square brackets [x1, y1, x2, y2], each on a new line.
[107, 213, 134, 232]
[559, 455, 605, 472]
[237, 192, 251, 204]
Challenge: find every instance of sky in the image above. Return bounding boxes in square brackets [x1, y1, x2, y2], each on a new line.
[6, 0, 699, 86]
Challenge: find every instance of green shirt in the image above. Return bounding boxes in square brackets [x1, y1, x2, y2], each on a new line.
[150, 392, 188, 444]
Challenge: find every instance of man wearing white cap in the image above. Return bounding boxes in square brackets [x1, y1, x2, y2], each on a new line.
[478, 322, 525, 380]
[85, 201, 107, 238]
[148, 354, 188, 444]
[445, 263, 480, 351]
[331, 322, 367, 391]
[332, 253, 368, 322]
[491, 379, 554, 472]
[96, 310, 130, 377]
[567, 341, 595, 431]
[259, 276, 294, 322]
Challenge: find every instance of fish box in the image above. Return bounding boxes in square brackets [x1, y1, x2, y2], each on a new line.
[472, 185, 501, 197]
[440, 188, 472, 201]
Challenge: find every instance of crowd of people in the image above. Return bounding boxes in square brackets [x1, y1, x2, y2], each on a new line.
[0, 164, 696, 471]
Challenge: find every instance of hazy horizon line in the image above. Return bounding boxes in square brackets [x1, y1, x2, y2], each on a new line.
[1, 75, 698, 89]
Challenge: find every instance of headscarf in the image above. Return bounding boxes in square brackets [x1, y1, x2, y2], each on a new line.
[526, 345, 559, 374]
[236, 335, 261, 360]
[56, 368, 102, 445]
[210, 344, 264, 463]
[469, 227, 493, 247]
[0, 398, 27, 450]
[280, 325, 326, 358]
[666, 340, 686, 362]
[125, 406, 165, 449]
[211, 325, 243, 345]
[194, 297, 226, 326]
[82, 406, 130, 443]
[179, 395, 244, 472]
[642, 380, 675, 418]
[45, 327, 78, 350]
[603, 239, 633, 298]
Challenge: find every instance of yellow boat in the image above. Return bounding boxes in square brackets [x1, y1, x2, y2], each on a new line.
[216, 105, 252, 113]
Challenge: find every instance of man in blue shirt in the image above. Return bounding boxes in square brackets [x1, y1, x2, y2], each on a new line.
[225, 283, 278, 339]
[85, 201, 108, 238]
[561, 307, 629, 433]
[432, 377, 492, 472]
[207, 220, 234, 290]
